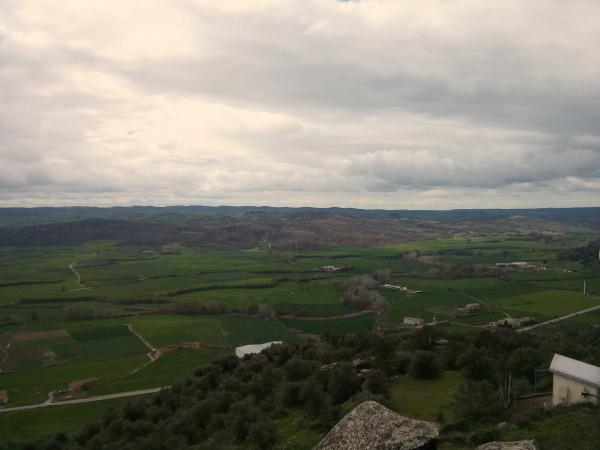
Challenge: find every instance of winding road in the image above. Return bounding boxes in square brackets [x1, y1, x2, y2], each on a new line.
[0, 387, 167, 414]
[517, 302, 600, 332]
[67, 263, 82, 285]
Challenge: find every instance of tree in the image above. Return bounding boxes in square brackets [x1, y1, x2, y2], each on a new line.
[457, 347, 495, 381]
[247, 417, 278, 449]
[300, 378, 325, 417]
[364, 369, 390, 396]
[408, 351, 439, 379]
[451, 380, 502, 421]
[329, 363, 360, 404]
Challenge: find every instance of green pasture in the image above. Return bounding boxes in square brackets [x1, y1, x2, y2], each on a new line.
[127, 315, 227, 347]
[2, 324, 148, 372]
[91, 348, 232, 395]
[56, 325, 149, 361]
[0, 396, 137, 442]
[128, 314, 301, 348]
[281, 313, 376, 335]
[175, 279, 343, 308]
[274, 303, 357, 317]
[0, 355, 147, 405]
[0, 233, 597, 420]
[484, 290, 600, 317]
[390, 371, 463, 422]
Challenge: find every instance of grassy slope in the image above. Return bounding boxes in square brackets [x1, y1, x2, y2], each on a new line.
[496, 404, 600, 450]
[390, 371, 463, 422]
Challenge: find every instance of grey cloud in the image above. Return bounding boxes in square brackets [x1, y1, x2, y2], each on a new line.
[0, 1, 599, 208]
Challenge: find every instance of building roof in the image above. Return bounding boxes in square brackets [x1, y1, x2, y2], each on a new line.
[314, 401, 438, 450]
[235, 341, 282, 358]
[549, 353, 600, 388]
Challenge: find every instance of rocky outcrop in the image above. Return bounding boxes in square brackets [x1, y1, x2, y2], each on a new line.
[476, 440, 539, 450]
[313, 401, 439, 450]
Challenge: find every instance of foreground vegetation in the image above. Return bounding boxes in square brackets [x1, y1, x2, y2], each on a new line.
[2, 326, 599, 449]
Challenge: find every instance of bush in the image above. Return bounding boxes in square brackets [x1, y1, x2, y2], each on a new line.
[408, 351, 439, 379]
[451, 380, 502, 421]
[364, 369, 390, 395]
[247, 417, 278, 449]
[328, 363, 361, 404]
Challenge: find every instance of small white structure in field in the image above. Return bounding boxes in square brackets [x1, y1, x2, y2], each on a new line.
[403, 317, 424, 326]
[235, 341, 282, 358]
[549, 354, 600, 406]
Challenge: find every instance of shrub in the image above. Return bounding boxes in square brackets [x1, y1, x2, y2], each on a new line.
[408, 351, 439, 379]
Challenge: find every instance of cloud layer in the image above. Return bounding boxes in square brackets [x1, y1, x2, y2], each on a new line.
[1, 0, 599, 208]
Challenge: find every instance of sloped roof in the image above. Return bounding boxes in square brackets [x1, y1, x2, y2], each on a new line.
[549, 353, 600, 388]
[476, 440, 538, 450]
[235, 341, 282, 358]
[313, 401, 439, 450]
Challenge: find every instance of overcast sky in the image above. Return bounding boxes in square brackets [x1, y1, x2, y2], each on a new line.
[1, 0, 599, 209]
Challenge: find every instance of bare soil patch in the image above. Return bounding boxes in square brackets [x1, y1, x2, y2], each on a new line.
[11, 329, 70, 342]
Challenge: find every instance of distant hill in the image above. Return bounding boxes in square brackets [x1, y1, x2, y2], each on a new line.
[0, 206, 599, 250]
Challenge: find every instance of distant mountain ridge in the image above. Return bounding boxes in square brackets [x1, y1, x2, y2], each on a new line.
[0, 206, 599, 250]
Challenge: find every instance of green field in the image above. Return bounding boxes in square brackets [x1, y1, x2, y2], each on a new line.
[281, 314, 377, 335]
[0, 231, 599, 440]
[390, 371, 463, 422]
[0, 397, 140, 442]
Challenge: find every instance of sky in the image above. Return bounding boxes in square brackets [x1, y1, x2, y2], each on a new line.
[1, 0, 599, 209]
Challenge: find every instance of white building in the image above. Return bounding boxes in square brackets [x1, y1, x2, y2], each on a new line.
[235, 341, 282, 358]
[403, 317, 424, 326]
[549, 354, 600, 406]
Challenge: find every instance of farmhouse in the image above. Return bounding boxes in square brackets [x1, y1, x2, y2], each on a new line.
[383, 284, 408, 292]
[495, 261, 535, 269]
[383, 284, 424, 296]
[487, 317, 535, 329]
[318, 265, 352, 273]
[68, 377, 99, 392]
[549, 353, 600, 406]
[235, 341, 282, 358]
[455, 302, 481, 315]
[403, 317, 424, 326]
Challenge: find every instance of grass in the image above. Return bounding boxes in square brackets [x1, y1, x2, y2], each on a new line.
[281, 314, 376, 335]
[91, 348, 232, 394]
[0, 355, 148, 405]
[496, 403, 600, 450]
[0, 396, 140, 442]
[127, 314, 302, 348]
[219, 315, 303, 346]
[390, 371, 463, 422]
[128, 315, 228, 348]
[56, 325, 149, 361]
[0, 233, 597, 442]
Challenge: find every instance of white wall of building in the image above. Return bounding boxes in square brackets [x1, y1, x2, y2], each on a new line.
[552, 373, 598, 406]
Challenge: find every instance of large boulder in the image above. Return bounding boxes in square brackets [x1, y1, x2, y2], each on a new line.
[476, 440, 539, 450]
[313, 401, 439, 450]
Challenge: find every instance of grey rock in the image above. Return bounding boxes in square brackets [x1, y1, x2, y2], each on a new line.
[476, 439, 539, 450]
[313, 401, 439, 450]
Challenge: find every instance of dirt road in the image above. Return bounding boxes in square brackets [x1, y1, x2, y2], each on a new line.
[0, 387, 166, 414]
[517, 303, 600, 332]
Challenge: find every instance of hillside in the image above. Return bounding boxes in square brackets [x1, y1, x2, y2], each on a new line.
[1, 207, 600, 250]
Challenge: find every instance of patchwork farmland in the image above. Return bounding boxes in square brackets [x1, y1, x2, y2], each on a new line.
[0, 229, 599, 441]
